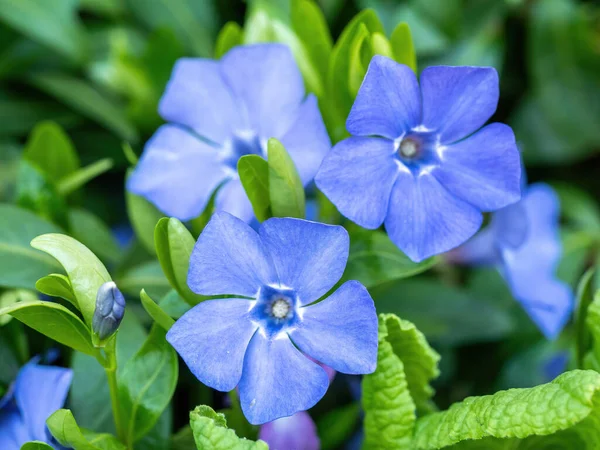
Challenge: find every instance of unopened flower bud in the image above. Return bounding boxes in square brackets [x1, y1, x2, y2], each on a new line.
[92, 281, 125, 340]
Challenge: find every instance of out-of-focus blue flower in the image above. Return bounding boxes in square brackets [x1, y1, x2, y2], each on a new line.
[166, 212, 378, 424]
[0, 357, 72, 449]
[92, 281, 126, 340]
[128, 44, 331, 223]
[316, 56, 521, 262]
[258, 410, 319, 450]
[452, 183, 573, 339]
[543, 352, 569, 382]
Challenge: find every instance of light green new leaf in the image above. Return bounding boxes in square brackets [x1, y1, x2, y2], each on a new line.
[126, 173, 164, 255]
[47, 409, 126, 450]
[154, 218, 204, 305]
[0, 300, 95, 356]
[215, 22, 243, 58]
[20, 442, 54, 450]
[35, 274, 76, 307]
[0, 0, 87, 63]
[268, 138, 305, 219]
[57, 159, 114, 196]
[119, 325, 178, 445]
[140, 289, 175, 331]
[31, 233, 111, 327]
[238, 155, 271, 222]
[0, 204, 62, 289]
[362, 338, 416, 449]
[347, 23, 371, 98]
[190, 405, 268, 450]
[390, 22, 417, 72]
[412, 370, 600, 449]
[23, 121, 79, 183]
[68, 208, 121, 264]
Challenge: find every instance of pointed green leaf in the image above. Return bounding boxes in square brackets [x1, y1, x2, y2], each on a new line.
[140, 289, 175, 331]
[159, 290, 191, 320]
[35, 273, 76, 307]
[126, 171, 164, 255]
[56, 159, 114, 197]
[31, 233, 111, 327]
[238, 155, 271, 222]
[190, 405, 268, 450]
[215, 22, 243, 58]
[267, 138, 305, 219]
[390, 22, 417, 72]
[0, 300, 95, 356]
[47, 409, 126, 450]
[20, 442, 54, 450]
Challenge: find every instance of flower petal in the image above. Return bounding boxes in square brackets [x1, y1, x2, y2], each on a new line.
[215, 178, 255, 224]
[279, 94, 331, 185]
[420, 66, 499, 144]
[259, 218, 349, 305]
[347, 55, 421, 139]
[15, 360, 72, 442]
[0, 404, 30, 449]
[385, 171, 483, 262]
[433, 123, 522, 211]
[258, 411, 320, 450]
[315, 137, 399, 229]
[159, 58, 243, 144]
[166, 299, 257, 391]
[290, 281, 378, 374]
[127, 125, 229, 221]
[238, 333, 329, 425]
[188, 212, 277, 296]
[448, 227, 499, 266]
[220, 44, 305, 139]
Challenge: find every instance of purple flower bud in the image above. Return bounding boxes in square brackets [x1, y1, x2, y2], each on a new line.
[92, 281, 125, 340]
[258, 411, 319, 450]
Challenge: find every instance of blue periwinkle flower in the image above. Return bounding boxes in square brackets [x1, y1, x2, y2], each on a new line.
[316, 55, 521, 262]
[0, 357, 72, 449]
[259, 410, 319, 450]
[92, 281, 126, 340]
[166, 212, 378, 424]
[128, 43, 331, 223]
[453, 183, 573, 339]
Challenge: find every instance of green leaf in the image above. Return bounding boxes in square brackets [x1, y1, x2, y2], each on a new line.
[316, 403, 360, 450]
[584, 290, 600, 371]
[215, 22, 243, 58]
[0, 97, 80, 137]
[126, 174, 164, 255]
[576, 268, 596, 368]
[343, 230, 437, 288]
[412, 370, 600, 449]
[20, 442, 54, 450]
[29, 73, 138, 143]
[347, 23, 371, 100]
[35, 274, 77, 307]
[238, 155, 271, 222]
[0, 289, 37, 326]
[189, 405, 268, 450]
[57, 159, 114, 196]
[267, 138, 305, 219]
[119, 325, 178, 445]
[154, 218, 203, 305]
[0, 204, 62, 289]
[0, 300, 95, 356]
[31, 233, 112, 327]
[390, 22, 416, 72]
[68, 208, 121, 264]
[159, 290, 191, 319]
[117, 260, 170, 300]
[0, 0, 87, 63]
[47, 409, 126, 450]
[140, 289, 175, 331]
[23, 121, 79, 183]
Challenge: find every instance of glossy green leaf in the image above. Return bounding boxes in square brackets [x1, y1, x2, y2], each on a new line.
[31, 233, 111, 327]
[140, 289, 175, 331]
[238, 155, 271, 222]
[29, 73, 138, 142]
[0, 0, 87, 63]
[47, 409, 126, 450]
[126, 174, 164, 255]
[190, 405, 268, 450]
[35, 273, 76, 307]
[154, 218, 203, 305]
[20, 442, 54, 450]
[390, 22, 416, 72]
[23, 121, 79, 183]
[215, 22, 243, 58]
[119, 325, 178, 445]
[117, 260, 170, 300]
[576, 268, 596, 368]
[68, 208, 121, 264]
[267, 138, 305, 219]
[0, 300, 95, 356]
[343, 230, 437, 288]
[0, 204, 62, 289]
[347, 23, 371, 98]
[57, 159, 114, 196]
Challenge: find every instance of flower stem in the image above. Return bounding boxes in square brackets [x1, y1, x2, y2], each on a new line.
[103, 338, 125, 443]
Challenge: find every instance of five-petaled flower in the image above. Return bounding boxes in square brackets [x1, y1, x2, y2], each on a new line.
[128, 43, 330, 223]
[166, 212, 378, 424]
[316, 55, 522, 262]
[451, 183, 573, 339]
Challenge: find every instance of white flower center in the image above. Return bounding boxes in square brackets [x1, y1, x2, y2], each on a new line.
[399, 138, 419, 158]
[271, 298, 291, 319]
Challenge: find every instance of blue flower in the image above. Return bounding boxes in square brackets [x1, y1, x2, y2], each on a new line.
[0, 357, 72, 449]
[453, 183, 573, 339]
[128, 43, 331, 223]
[258, 410, 319, 450]
[166, 212, 378, 424]
[315, 56, 521, 262]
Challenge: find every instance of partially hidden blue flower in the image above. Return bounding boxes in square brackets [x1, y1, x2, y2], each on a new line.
[259, 410, 320, 450]
[452, 183, 573, 339]
[0, 357, 72, 449]
[166, 212, 378, 424]
[316, 55, 521, 262]
[128, 43, 331, 223]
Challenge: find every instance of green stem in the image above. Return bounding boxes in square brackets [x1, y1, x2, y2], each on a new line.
[103, 338, 125, 443]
